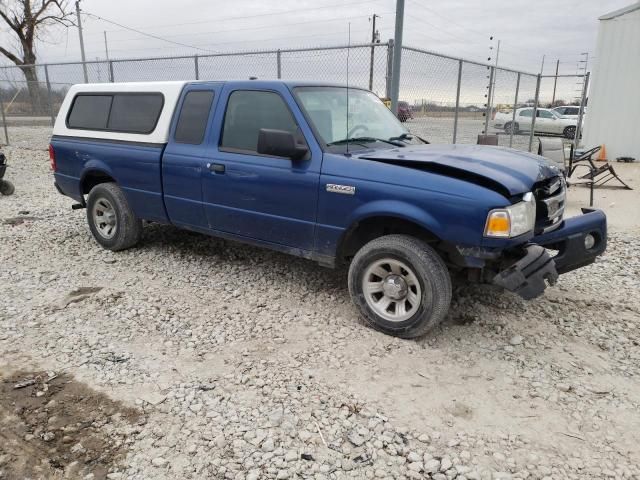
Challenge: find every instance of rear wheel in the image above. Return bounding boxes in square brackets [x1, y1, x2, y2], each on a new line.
[563, 126, 576, 139]
[86, 182, 142, 251]
[0, 180, 14, 196]
[348, 234, 452, 338]
[504, 122, 519, 134]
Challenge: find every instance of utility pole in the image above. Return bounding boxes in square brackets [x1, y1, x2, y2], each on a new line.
[551, 59, 559, 105]
[75, 0, 89, 82]
[103, 31, 110, 60]
[368, 14, 380, 91]
[539, 54, 545, 74]
[390, 0, 404, 114]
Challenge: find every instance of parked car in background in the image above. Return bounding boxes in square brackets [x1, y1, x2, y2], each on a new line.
[552, 105, 585, 119]
[397, 101, 413, 122]
[493, 107, 578, 138]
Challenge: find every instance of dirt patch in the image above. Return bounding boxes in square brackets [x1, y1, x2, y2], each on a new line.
[0, 370, 141, 480]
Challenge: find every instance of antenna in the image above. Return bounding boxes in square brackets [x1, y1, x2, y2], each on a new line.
[346, 22, 351, 155]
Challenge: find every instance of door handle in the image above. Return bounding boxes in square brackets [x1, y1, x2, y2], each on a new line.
[207, 163, 225, 174]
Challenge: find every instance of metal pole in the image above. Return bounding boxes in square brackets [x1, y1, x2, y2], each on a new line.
[573, 71, 589, 154]
[103, 31, 110, 60]
[528, 74, 541, 152]
[75, 1, 89, 83]
[385, 39, 394, 99]
[277, 50, 282, 79]
[483, 66, 494, 134]
[452, 60, 462, 143]
[551, 59, 559, 105]
[390, 0, 404, 114]
[44, 65, 55, 126]
[489, 40, 500, 114]
[194, 55, 199, 80]
[509, 72, 520, 148]
[0, 95, 9, 145]
[368, 13, 379, 91]
[108, 61, 114, 82]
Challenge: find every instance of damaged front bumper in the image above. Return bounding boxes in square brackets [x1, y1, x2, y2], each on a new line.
[491, 208, 607, 299]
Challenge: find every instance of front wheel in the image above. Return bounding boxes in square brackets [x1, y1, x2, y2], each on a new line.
[0, 180, 14, 196]
[86, 182, 142, 251]
[348, 235, 452, 338]
[563, 126, 576, 139]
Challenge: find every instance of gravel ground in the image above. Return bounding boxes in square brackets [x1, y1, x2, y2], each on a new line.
[1, 128, 639, 480]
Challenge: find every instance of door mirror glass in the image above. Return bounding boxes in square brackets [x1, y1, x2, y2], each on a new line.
[257, 129, 308, 160]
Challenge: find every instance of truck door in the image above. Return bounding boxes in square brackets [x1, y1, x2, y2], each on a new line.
[162, 83, 221, 230]
[201, 84, 322, 251]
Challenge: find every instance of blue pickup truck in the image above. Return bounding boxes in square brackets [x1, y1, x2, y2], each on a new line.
[51, 80, 607, 338]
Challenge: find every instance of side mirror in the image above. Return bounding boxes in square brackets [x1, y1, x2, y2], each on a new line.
[257, 129, 308, 160]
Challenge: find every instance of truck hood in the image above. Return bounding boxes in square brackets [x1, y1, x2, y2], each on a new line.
[359, 144, 560, 197]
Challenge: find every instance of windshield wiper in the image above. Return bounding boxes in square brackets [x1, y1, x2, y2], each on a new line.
[328, 136, 404, 147]
[388, 133, 413, 142]
[389, 132, 429, 144]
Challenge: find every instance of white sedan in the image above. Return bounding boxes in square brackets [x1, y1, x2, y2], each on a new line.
[494, 107, 578, 139]
[552, 105, 585, 120]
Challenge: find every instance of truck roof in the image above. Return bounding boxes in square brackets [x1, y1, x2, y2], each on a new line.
[52, 80, 359, 143]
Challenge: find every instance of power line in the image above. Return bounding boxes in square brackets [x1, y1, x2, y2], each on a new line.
[81, 11, 393, 47]
[78, 28, 373, 58]
[81, 11, 219, 53]
[80, 0, 384, 36]
[406, 0, 490, 39]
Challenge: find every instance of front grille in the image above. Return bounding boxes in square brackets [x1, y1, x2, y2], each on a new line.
[533, 176, 566, 234]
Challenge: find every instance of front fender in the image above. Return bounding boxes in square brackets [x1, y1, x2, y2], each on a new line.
[347, 199, 445, 239]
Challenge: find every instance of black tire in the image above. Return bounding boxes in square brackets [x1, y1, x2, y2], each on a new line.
[86, 182, 142, 251]
[0, 180, 14, 196]
[504, 122, 519, 134]
[563, 126, 576, 139]
[348, 234, 452, 338]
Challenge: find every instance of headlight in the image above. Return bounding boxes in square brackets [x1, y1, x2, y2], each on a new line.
[485, 193, 536, 238]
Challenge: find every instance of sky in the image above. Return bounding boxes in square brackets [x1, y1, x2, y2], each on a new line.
[0, 0, 631, 75]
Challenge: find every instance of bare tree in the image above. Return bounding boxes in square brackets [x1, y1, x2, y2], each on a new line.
[0, 0, 74, 110]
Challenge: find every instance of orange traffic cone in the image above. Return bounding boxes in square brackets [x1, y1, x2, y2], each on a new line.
[597, 144, 607, 162]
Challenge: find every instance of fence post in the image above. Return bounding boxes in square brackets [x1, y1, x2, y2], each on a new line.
[385, 39, 394, 99]
[194, 55, 199, 80]
[44, 65, 55, 126]
[108, 61, 114, 82]
[573, 72, 589, 154]
[277, 50, 282, 79]
[452, 60, 462, 143]
[509, 73, 520, 148]
[528, 74, 541, 152]
[483, 66, 494, 135]
[0, 94, 8, 145]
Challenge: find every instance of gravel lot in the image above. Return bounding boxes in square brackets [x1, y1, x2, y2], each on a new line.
[1, 128, 639, 480]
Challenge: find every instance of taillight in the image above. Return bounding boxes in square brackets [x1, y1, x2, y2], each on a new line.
[49, 144, 56, 171]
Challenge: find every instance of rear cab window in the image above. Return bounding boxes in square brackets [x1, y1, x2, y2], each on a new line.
[174, 90, 215, 144]
[66, 92, 164, 134]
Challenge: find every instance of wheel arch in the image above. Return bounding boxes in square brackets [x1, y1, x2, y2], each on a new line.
[336, 203, 449, 264]
[79, 165, 117, 204]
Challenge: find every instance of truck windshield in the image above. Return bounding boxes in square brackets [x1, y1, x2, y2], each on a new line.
[293, 86, 421, 150]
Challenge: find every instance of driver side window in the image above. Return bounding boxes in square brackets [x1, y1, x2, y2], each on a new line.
[220, 90, 300, 153]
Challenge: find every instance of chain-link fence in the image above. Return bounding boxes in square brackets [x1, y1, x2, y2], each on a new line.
[0, 41, 587, 152]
